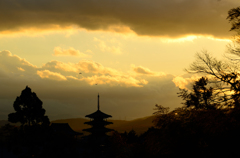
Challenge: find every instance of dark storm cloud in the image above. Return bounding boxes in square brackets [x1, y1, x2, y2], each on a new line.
[0, 0, 238, 38]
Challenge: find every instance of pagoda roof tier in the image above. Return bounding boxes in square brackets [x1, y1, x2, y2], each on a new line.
[82, 127, 114, 133]
[85, 109, 112, 119]
[84, 120, 113, 126]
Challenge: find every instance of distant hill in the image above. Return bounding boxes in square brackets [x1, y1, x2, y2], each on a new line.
[51, 115, 155, 135]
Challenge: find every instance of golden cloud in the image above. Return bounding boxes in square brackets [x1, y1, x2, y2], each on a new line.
[0, 50, 37, 75]
[43, 60, 129, 79]
[37, 70, 67, 81]
[53, 47, 92, 57]
[81, 75, 148, 87]
[172, 76, 189, 89]
[132, 65, 154, 75]
[41, 60, 147, 86]
[131, 65, 166, 76]
[0, 50, 150, 87]
[42, 60, 78, 73]
[172, 75, 202, 90]
[17, 67, 25, 72]
[40, 60, 149, 86]
[66, 76, 79, 80]
[77, 60, 104, 73]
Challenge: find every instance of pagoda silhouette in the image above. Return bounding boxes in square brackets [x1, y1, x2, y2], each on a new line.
[83, 94, 113, 138]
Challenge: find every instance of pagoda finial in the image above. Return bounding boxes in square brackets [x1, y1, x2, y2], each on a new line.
[98, 93, 100, 110]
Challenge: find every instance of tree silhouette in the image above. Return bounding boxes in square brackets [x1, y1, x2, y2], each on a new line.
[185, 7, 240, 108]
[8, 86, 50, 127]
[152, 104, 173, 128]
[178, 77, 218, 110]
[186, 51, 240, 107]
[227, 7, 240, 32]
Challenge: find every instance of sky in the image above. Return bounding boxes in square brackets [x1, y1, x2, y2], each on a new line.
[0, 0, 239, 121]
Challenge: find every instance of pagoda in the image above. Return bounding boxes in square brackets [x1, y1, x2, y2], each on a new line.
[83, 94, 113, 137]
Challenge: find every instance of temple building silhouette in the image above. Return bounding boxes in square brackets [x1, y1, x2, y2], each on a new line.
[83, 94, 113, 138]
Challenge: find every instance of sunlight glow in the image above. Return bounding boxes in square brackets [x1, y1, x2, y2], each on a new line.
[159, 35, 231, 43]
[160, 35, 198, 43]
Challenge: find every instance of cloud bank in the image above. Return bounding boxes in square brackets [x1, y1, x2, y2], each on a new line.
[0, 50, 182, 121]
[0, 0, 238, 38]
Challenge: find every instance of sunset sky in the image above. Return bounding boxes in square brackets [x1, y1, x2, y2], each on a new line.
[0, 0, 239, 121]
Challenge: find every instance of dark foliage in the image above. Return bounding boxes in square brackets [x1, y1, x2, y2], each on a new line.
[148, 107, 240, 157]
[227, 7, 240, 32]
[178, 77, 218, 110]
[8, 86, 50, 127]
[187, 7, 240, 108]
